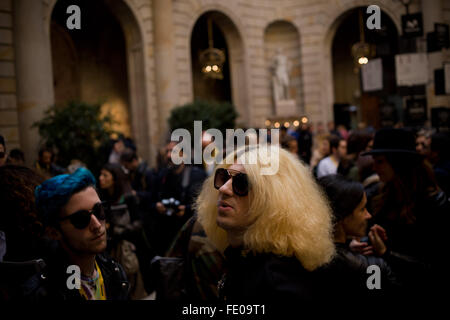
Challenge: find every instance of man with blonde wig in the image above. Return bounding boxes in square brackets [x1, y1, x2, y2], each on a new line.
[196, 145, 335, 302]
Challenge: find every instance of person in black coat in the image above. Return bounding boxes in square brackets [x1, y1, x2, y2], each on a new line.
[362, 128, 450, 301]
[196, 145, 335, 304]
[317, 174, 398, 303]
[150, 141, 207, 255]
[120, 148, 157, 212]
[27, 167, 130, 300]
[22, 249, 129, 301]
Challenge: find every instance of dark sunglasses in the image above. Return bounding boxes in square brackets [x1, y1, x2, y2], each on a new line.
[59, 202, 107, 229]
[214, 168, 250, 196]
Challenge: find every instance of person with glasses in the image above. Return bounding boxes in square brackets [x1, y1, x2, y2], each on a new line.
[26, 167, 129, 300]
[196, 145, 335, 304]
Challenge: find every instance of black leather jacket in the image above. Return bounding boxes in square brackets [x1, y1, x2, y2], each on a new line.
[372, 190, 450, 293]
[319, 243, 398, 302]
[219, 246, 323, 303]
[22, 250, 130, 301]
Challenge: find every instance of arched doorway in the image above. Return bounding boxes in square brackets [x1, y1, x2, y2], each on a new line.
[50, 0, 131, 137]
[331, 7, 399, 130]
[191, 13, 231, 103]
[49, 0, 150, 161]
[190, 10, 248, 125]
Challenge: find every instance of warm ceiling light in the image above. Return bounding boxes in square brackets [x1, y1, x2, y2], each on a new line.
[358, 57, 369, 65]
[199, 17, 225, 79]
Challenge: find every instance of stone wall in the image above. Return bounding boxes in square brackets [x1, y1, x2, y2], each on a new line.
[173, 0, 405, 128]
[0, 0, 19, 151]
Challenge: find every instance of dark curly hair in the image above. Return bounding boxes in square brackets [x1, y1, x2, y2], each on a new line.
[0, 165, 45, 260]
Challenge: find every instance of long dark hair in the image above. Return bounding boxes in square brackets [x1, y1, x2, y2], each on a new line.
[318, 174, 365, 222]
[373, 153, 438, 224]
[99, 163, 132, 203]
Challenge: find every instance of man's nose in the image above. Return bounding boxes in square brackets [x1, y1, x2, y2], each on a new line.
[219, 178, 234, 196]
[90, 214, 103, 230]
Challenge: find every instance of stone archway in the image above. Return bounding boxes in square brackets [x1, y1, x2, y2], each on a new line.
[322, 0, 403, 127]
[45, 0, 151, 163]
[191, 12, 232, 103]
[188, 8, 250, 127]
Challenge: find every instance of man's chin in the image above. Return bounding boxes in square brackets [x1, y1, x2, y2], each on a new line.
[91, 243, 107, 255]
[90, 237, 107, 253]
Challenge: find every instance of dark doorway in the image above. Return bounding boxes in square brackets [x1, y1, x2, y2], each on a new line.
[50, 0, 131, 136]
[191, 13, 232, 103]
[332, 7, 399, 129]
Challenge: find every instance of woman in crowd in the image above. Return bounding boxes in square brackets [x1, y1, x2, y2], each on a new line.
[196, 145, 335, 303]
[364, 128, 449, 298]
[318, 174, 398, 302]
[98, 163, 147, 299]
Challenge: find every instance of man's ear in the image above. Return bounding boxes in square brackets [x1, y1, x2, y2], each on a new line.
[45, 225, 62, 241]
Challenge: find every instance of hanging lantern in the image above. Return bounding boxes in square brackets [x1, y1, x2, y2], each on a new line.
[351, 9, 376, 73]
[199, 17, 226, 80]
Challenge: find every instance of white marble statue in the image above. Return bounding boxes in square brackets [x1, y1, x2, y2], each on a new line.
[271, 48, 290, 101]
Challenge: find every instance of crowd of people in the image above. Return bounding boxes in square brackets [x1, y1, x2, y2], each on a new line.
[0, 122, 449, 307]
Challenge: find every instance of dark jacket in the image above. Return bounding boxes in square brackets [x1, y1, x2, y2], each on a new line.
[22, 249, 130, 301]
[148, 165, 207, 255]
[219, 246, 322, 302]
[372, 190, 450, 294]
[165, 215, 225, 301]
[130, 161, 157, 211]
[319, 243, 398, 302]
[434, 160, 450, 196]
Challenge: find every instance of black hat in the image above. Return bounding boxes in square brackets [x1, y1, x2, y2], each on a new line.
[362, 128, 419, 156]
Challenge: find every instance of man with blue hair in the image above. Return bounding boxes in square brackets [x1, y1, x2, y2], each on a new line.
[27, 167, 129, 300]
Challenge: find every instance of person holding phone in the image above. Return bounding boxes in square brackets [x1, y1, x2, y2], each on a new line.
[317, 174, 398, 302]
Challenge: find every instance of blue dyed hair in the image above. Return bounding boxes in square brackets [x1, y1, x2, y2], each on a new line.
[35, 167, 97, 226]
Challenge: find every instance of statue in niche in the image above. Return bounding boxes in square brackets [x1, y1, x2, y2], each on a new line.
[271, 48, 291, 101]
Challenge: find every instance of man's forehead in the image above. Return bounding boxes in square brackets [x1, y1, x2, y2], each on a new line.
[62, 186, 99, 215]
[229, 163, 245, 173]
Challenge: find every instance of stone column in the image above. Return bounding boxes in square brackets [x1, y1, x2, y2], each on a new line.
[152, 0, 179, 144]
[13, 0, 55, 165]
[422, 0, 449, 117]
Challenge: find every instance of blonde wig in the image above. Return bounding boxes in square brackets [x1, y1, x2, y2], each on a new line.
[196, 144, 335, 271]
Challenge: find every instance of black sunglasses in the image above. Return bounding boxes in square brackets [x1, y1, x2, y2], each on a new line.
[59, 202, 107, 229]
[214, 168, 250, 196]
